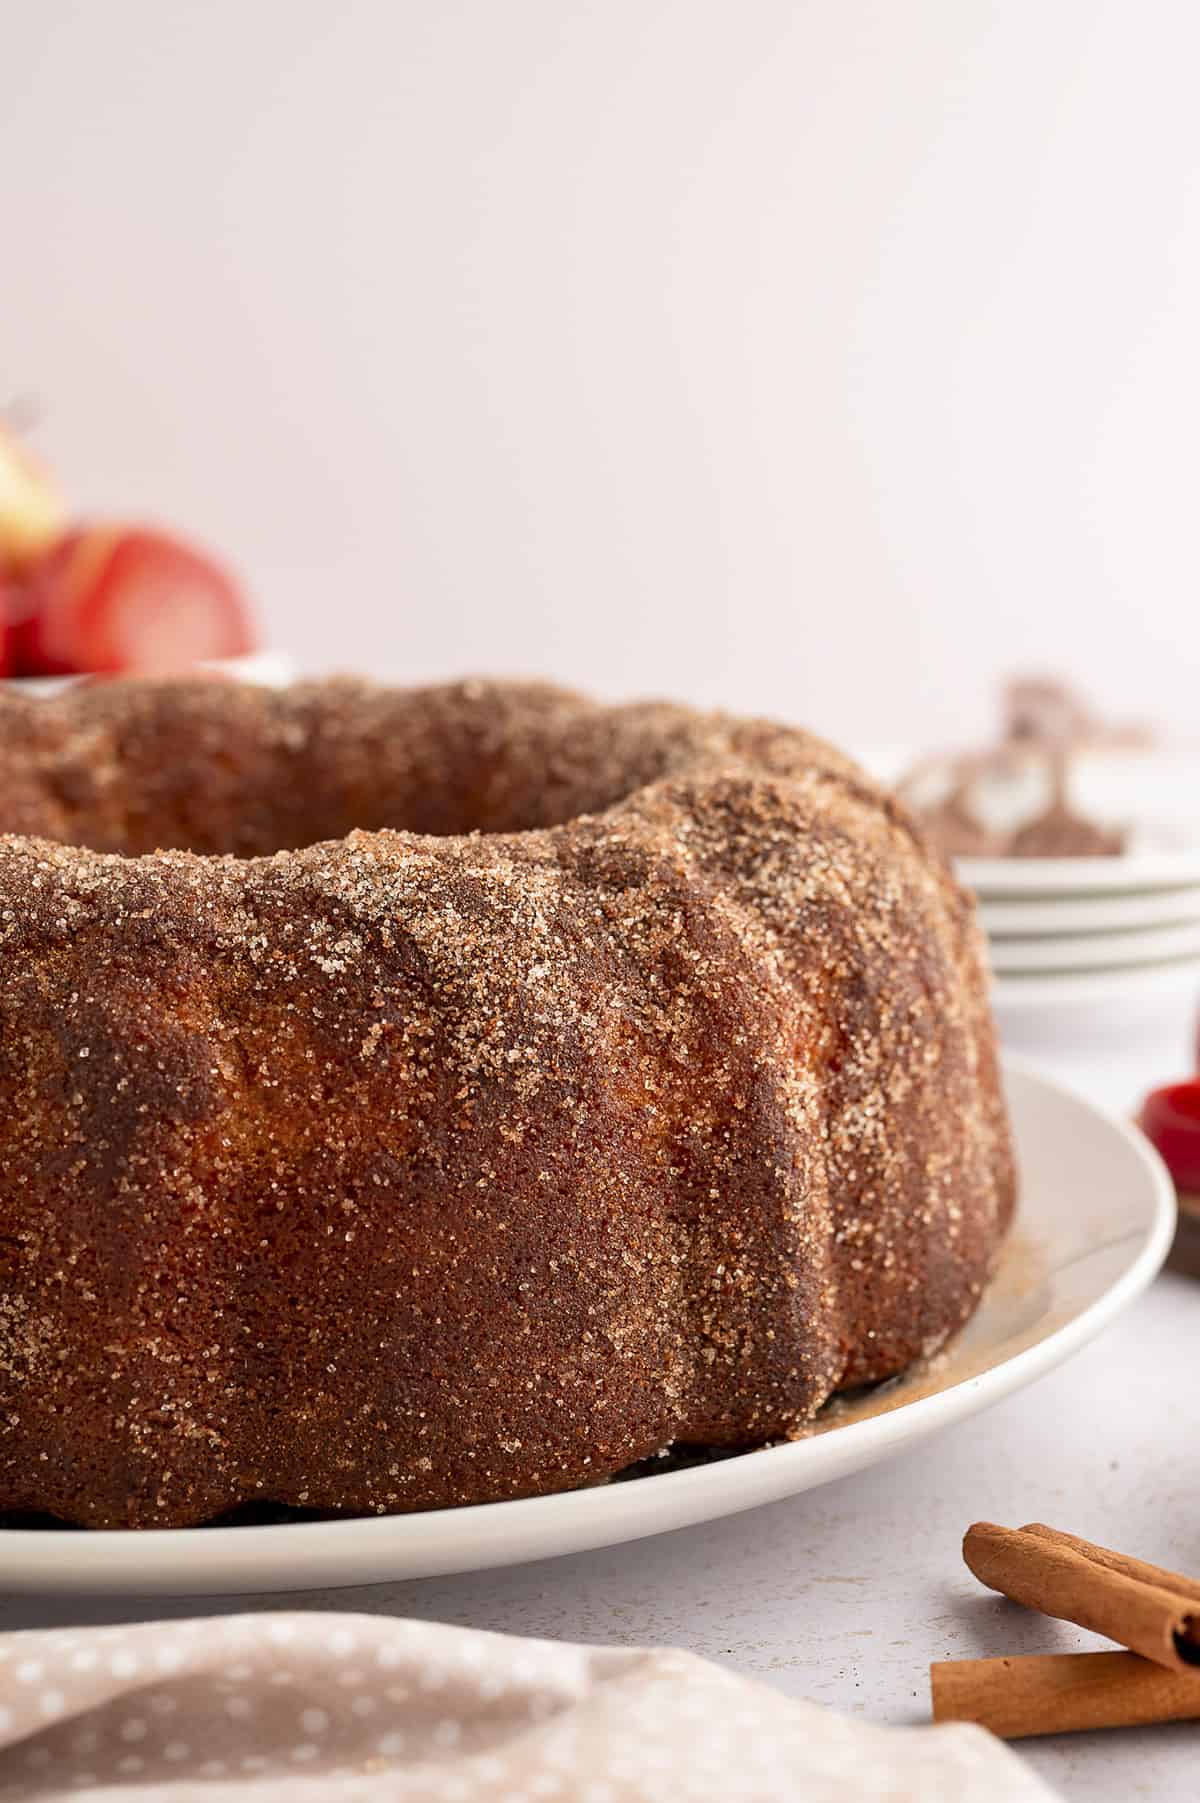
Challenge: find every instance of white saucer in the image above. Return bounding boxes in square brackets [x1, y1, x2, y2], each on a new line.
[992, 956, 1200, 1011]
[0, 1060, 1172, 1597]
[981, 887, 1200, 938]
[853, 744, 1200, 897]
[960, 849, 1200, 897]
[2, 650, 293, 697]
[989, 917, 1200, 973]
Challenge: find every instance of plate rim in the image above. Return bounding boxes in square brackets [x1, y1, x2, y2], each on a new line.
[958, 850, 1200, 896]
[1, 650, 294, 699]
[980, 886, 1200, 937]
[991, 955, 1200, 1008]
[0, 1058, 1175, 1595]
[988, 917, 1200, 972]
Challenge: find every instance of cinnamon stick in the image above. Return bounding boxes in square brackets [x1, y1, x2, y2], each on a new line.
[963, 1522, 1200, 1672]
[931, 1650, 1200, 1739]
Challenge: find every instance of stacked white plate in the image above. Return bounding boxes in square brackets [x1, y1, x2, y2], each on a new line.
[970, 858, 1200, 1008]
[862, 746, 1200, 1009]
[962, 750, 1200, 1006]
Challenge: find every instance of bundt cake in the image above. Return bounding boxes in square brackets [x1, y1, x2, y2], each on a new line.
[0, 677, 1015, 1529]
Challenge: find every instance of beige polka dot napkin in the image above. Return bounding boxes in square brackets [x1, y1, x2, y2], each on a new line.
[0, 1613, 1055, 1801]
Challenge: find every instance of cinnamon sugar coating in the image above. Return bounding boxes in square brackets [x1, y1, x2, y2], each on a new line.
[0, 677, 1014, 1528]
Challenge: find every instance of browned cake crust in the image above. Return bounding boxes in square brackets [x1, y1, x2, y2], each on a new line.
[0, 677, 1015, 1528]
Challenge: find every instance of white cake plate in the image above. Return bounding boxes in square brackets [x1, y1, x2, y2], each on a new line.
[0, 1060, 1173, 1595]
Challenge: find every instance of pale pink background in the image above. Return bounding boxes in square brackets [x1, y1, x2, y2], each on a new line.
[5, 1, 1199, 743]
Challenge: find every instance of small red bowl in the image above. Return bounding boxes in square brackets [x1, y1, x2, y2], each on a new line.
[1140, 1080, 1200, 1197]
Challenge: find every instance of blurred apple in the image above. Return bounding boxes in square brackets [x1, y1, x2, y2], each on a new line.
[15, 524, 255, 676]
[0, 423, 66, 569]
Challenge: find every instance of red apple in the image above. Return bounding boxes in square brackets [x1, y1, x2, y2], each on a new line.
[1139, 1079, 1200, 1196]
[15, 524, 255, 676]
[0, 423, 66, 569]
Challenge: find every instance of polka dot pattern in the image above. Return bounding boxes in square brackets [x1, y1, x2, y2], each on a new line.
[0, 1612, 1050, 1802]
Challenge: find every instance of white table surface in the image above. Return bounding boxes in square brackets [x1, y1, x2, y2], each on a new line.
[4, 987, 1198, 1802]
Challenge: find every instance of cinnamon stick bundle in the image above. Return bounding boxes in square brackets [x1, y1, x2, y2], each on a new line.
[963, 1522, 1200, 1672]
[932, 1650, 1200, 1740]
